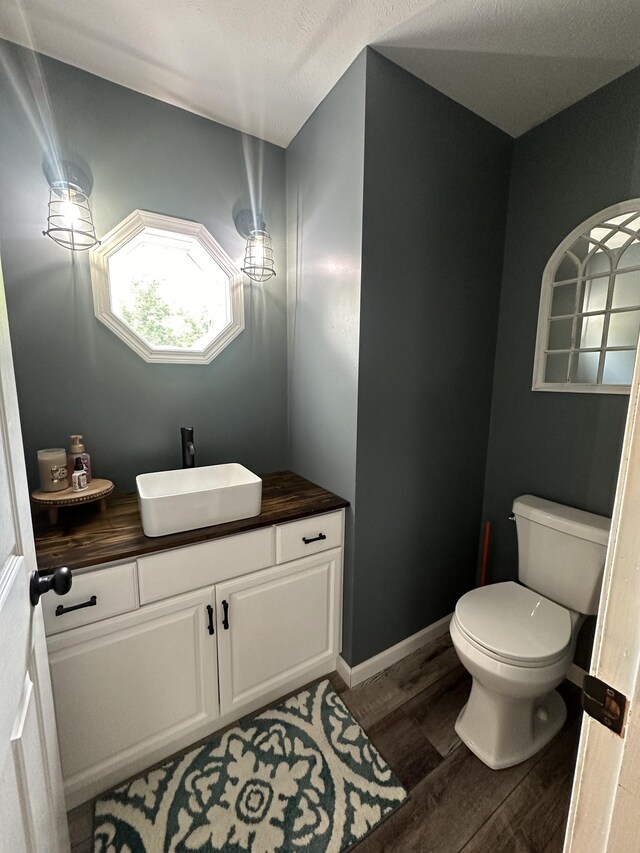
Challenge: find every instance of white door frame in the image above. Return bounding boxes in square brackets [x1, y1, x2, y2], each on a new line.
[565, 336, 640, 848]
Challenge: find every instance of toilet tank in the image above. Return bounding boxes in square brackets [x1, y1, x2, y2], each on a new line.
[513, 495, 610, 615]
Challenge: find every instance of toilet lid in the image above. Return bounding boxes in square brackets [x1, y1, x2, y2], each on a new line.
[455, 581, 572, 664]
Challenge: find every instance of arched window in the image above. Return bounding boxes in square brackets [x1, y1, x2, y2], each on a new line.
[533, 201, 640, 393]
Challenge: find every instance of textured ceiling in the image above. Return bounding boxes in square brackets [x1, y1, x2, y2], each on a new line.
[1, 0, 639, 146]
[375, 0, 640, 137]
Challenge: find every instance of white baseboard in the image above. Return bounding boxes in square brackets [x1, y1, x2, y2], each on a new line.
[336, 616, 587, 692]
[335, 654, 352, 687]
[337, 613, 452, 689]
[567, 662, 587, 689]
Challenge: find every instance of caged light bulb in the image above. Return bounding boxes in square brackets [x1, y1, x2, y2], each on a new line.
[60, 195, 81, 230]
[242, 229, 276, 283]
[43, 175, 99, 251]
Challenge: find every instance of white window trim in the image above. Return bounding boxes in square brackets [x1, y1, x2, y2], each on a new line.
[90, 210, 244, 365]
[533, 199, 640, 395]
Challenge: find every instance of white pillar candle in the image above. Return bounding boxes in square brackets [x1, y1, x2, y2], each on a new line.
[37, 448, 69, 492]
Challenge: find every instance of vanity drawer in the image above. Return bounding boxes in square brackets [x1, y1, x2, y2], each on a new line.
[42, 562, 138, 636]
[138, 526, 275, 604]
[276, 510, 344, 564]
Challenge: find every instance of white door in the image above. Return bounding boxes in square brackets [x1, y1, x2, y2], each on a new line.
[564, 340, 640, 850]
[216, 550, 342, 717]
[0, 260, 69, 853]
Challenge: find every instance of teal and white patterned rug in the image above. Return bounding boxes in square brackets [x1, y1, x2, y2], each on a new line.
[93, 679, 408, 852]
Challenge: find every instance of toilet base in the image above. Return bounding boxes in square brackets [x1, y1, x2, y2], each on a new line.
[455, 682, 567, 770]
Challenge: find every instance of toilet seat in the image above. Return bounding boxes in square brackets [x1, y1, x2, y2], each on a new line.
[454, 581, 572, 668]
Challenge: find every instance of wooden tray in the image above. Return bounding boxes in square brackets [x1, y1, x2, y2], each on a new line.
[32, 478, 114, 524]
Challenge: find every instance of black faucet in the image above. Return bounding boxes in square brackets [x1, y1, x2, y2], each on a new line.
[181, 427, 195, 468]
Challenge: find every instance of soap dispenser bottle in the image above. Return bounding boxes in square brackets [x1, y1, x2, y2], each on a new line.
[72, 456, 88, 492]
[67, 435, 92, 483]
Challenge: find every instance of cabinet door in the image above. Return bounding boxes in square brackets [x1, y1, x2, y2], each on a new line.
[216, 549, 342, 717]
[47, 588, 219, 807]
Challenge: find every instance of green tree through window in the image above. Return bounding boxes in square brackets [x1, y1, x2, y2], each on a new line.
[120, 279, 210, 348]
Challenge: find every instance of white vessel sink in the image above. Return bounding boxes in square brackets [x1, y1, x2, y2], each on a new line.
[136, 463, 262, 537]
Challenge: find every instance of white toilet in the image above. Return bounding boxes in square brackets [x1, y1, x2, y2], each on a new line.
[450, 494, 610, 770]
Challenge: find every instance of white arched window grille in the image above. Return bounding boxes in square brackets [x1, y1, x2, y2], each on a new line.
[534, 200, 640, 394]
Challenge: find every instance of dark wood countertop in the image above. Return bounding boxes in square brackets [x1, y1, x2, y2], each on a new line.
[34, 471, 349, 573]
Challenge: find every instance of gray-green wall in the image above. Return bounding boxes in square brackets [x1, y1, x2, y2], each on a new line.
[286, 53, 366, 662]
[3, 35, 637, 672]
[0, 41, 288, 492]
[481, 65, 640, 663]
[482, 64, 640, 582]
[286, 50, 512, 666]
[351, 52, 512, 664]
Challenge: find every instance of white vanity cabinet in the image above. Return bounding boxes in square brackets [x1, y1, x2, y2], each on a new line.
[216, 548, 342, 716]
[43, 509, 344, 808]
[42, 561, 138, 635]
[47, 587, 220, 806]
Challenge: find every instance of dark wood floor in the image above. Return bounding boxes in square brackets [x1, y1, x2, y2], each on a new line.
[68, 634, 580, 852]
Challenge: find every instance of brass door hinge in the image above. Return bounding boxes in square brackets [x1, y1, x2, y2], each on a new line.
[582, 675, 627, 736]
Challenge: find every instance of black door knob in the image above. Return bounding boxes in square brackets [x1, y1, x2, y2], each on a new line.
[30, 567, 72, 606]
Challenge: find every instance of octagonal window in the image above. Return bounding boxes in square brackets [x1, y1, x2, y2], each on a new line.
[90, 210, 243, 364]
